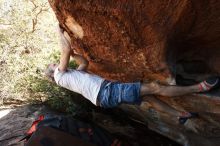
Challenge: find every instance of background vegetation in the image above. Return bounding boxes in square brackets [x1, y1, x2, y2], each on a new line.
[0, 0, 84, 112]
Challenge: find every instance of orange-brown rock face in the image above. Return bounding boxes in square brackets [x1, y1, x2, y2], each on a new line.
[49, 0, 220, 145]
[49, 0, 220, 83]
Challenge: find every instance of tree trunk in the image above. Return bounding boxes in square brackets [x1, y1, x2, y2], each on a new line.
[48, 0, 220, 145]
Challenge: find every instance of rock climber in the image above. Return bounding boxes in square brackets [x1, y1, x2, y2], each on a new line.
[46, 27, 219, 124]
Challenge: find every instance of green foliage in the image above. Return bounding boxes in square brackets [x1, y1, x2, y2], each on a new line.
[0, 0, 84, 113]
[69, 60, 78, 69]
[24, 74, 80, 114]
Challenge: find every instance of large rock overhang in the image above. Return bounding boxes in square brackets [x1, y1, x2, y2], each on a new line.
[48, 1, 220, 145]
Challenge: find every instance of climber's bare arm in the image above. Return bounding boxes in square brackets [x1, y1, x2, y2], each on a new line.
[58, 26, 88, 71]
[58, 47, 71, 72]
[72, 53, 89, 71]
[58, 29, 71, 72]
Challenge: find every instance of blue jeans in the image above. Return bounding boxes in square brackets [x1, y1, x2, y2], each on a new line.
[97, 80, 141, 108]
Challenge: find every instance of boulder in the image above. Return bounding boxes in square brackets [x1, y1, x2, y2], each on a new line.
[0, 105, 178, 146]
[48, 0, 220, 145]
[0, 105, 54, 146]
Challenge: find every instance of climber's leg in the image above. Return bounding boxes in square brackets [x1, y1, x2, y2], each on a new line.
[140, 77, 219, 97]
[140, 82, 198, 97]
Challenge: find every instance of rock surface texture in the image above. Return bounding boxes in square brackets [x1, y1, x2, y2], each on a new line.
[0, 105, 179, 146]
[48, 0, 220, 146]
[0, 105, 55, 146]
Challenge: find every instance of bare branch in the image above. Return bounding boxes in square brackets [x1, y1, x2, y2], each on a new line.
[30, 0, 38, 11]
[31, 7, 48, 33]
[29, 1, 49, 33]
[32, 19, 37, 33]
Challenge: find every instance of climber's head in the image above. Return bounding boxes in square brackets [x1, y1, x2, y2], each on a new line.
[45, 63, 58, 81]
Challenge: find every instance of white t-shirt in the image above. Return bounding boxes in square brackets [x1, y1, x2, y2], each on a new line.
[54, 67, 105, 105]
